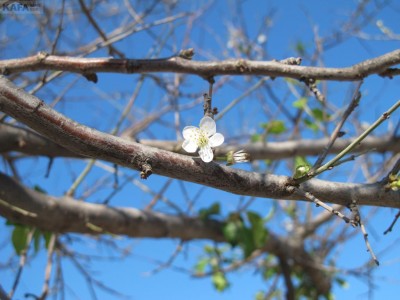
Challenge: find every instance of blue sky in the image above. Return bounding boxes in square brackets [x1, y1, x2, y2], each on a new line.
[1, 0, 400, 299]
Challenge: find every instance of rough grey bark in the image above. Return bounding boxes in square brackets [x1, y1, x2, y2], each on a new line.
[0, 76, 399, 208]
[1, 124, 398, 160]
[0, 171, 331, 295]
[1, 49, 399, 80]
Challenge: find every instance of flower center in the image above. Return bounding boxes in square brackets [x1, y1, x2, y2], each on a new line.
[197, 130, 209, 148]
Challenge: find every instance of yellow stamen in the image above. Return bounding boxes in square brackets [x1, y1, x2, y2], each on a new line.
[197, 130, 209, 147]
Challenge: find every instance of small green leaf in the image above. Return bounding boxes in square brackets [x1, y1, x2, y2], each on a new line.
[311, 108, 330, 122]
[293, 97, 308, 109]
[263, 266, 278, 280]
[335, 277, 349, 288]
[238, 227, 255, 258]
[223, 221, 240, 246]
[303, 118, 319, 131]
[295, 41, 306, 56]
[311, 108, 324, 121]
[251, 134, 261, 143]
[255, 291, 264, 300]
[43, 232, 53, 249]
[264, 159, 272, 166]
[199, 202, 220, 220]
[247, 211, 268, 248]
[204, 245, 214, 254]
[294, 156, 310, 168]
[33, 229, 41, 253]
[194, 257, 209, 274]
[212, 272, 229, 292]
[293, 156, 311, 179]
[12, 225, 30, 255]
[261, 120, 286, 135]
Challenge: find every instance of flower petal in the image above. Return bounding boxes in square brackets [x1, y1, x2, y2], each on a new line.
[182, 126, 199, 141]
[199, 116, 216, 136]
[209, 133, 224, 147]
[198, 145, 213, 162]
[182, 140, 198, 153]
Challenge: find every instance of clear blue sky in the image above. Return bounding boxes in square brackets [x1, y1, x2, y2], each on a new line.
[1, 0, 400, 299]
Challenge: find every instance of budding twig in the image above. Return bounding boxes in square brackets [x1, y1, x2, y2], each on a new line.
[347, 200, 379, 266]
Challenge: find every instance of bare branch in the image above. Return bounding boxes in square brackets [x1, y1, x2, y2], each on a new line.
[0, 172, 224, 241]
[1, 49, 400, 80]
[1, 124, 399, 164]
[0, 76, 399, 208]
[0, 171, 331, 296]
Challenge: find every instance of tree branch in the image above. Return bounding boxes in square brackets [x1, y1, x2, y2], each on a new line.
[0, 76, 399, 208]
[0, 171, 331, 295]
[1, 124, 399, 162]
[0, 172, 223, 240]
[1, 49, 400, 80]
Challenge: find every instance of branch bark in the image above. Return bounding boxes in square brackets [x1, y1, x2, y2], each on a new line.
[0, 171, 331, 295]
[1, 49, 400, 80]
[0, 76, 399, 208]
[1, 124, 398, 160]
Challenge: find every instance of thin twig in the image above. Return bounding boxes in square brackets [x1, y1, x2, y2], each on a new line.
[301, 77, 326, 102]
[144, 178, 173, 211]
[39, 234, 57, 300]
[383, 210, 400, 235]
[297, 99, 400, 183]
[203, 78, 215, 118]
[347, 200, 379, 266]
[0, 198, 37, 217]
[312, 81, 363, 170]
[144, 241, 184, 276]
[78, 0, 124, 57]
[8, 229, 35, 299]
[215, 77, 267, 121]
[294, 188, 351, 224]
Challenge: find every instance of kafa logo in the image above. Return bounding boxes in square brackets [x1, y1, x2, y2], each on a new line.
[1, 0, 43, 14]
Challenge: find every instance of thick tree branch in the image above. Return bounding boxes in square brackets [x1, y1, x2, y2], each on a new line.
[0, 171, 331, 295]
[1, 49, 400, 80]
[1, 124, 398, 161]
[0, 172, 223, 240]
[0, 76, 399, 207]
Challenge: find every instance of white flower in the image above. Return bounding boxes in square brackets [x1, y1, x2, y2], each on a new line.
[182, 116, 224, 162]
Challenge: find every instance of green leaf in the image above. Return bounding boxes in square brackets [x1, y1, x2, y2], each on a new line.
[12, 225, 30, 255]
[261, 120, 286, 135]
[33, 229, 41, 253]
[238, 227, 255, 258]
[212, 271, 229, 292]
[294, 156, 310, 169]
[247, 211, 268, 248]
[293, 156, 311, 179]
[293, 97, 308, 109]
[43, 232, 53, 249]
[303, 118, 319, 131]
[295, 40, 306, 56]
[263, 266, 278, 280]
[204, 245, 214, 254]
[251, 134, 261, 143]
[335, 277, 349, 288]
[223, 221, 240, 246]
[194, 257, 209, 274]
[255, 291, 264, 300]
[311, 108, 324, 121]
[199, 202, 220, 220]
